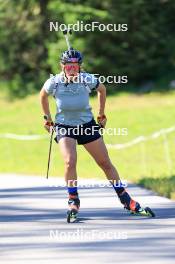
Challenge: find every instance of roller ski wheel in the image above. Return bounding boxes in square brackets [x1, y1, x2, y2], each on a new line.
[130, 206, 155, 217]
[67, 209, 79, 223]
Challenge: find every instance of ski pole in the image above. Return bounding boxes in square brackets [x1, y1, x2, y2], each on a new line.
[46, 127, 54, 179]
[63, 29, 72, 54]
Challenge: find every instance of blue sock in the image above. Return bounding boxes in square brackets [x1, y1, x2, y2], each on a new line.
[112, 185, 125, 196]
[112, 185, 131, 206]
[68, 187, 78, 196]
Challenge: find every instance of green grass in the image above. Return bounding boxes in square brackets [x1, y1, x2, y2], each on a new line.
[139, 176, 175, 199]
[0, 89, 175, 199]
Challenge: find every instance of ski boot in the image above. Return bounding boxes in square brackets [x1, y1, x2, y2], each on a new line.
[119, 190, 155, 217]
[67, 194, 80, 223]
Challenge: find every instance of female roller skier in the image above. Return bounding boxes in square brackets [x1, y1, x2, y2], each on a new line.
[40, 48, 155, 222]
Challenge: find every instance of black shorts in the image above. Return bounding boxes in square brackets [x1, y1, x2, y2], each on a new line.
[54, 118, 102, 145]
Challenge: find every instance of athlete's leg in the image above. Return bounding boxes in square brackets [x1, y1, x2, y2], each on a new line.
[59, 137, 77, 187]
[83, 137, 120, 183]
[83, 137, 141, 212]
[58, 137, 80, 211]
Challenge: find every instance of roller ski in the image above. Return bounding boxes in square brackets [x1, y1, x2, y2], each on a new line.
[129, 206, 155, 217]
[67, 194, 80, 223]
[119, 190, 155, 217]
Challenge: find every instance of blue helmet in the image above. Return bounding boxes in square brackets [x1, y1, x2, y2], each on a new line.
[60, 48, 83, 64]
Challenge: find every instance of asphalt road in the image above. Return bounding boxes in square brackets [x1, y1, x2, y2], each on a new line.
[0, 174, 175, 264]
